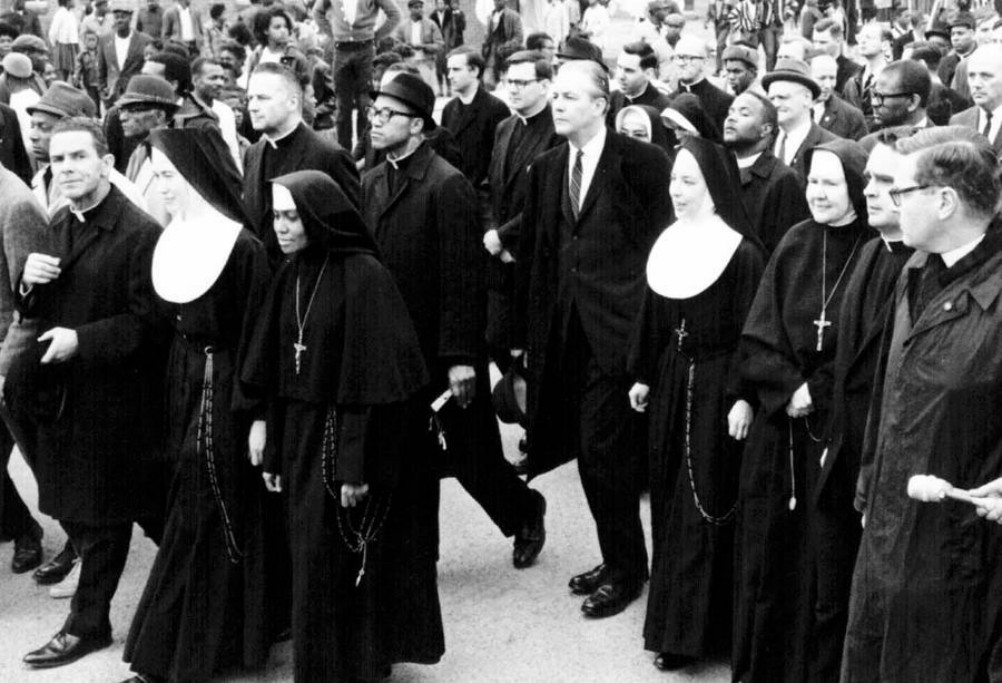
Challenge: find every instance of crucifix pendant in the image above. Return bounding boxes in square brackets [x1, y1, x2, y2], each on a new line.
[293, 332, 306, 375]
[675, 318, 688, 351]
[814, 311, 832, 352]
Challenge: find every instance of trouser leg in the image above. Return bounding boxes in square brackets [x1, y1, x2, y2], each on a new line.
[1, 424, 39, 541]
[61, 521, 132, 638]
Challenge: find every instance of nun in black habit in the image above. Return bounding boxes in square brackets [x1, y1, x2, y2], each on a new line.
[122, 128, 274, 682]
[732, 138, 871, 683]
[240, 170, 442, 682]
[627, 137, 766, 672]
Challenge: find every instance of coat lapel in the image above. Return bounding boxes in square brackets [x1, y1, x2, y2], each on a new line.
[576, 133, 618, 224]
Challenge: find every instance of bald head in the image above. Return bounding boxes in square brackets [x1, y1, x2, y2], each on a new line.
[969, 44, 1002, 112]
[811, 54, 838, 101]
[674, 35, 709, 84]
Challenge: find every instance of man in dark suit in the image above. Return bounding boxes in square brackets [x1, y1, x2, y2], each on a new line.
[950, 43, 1002, 154]
[440, 46, 509, 189]
[516, 60, 672, 618]
[763, 58, 836, 179]
[723, 91, 809, 254]
[812, 19, 861, 97]
[869, 59, 933, 131]
[14, 118, 166, 670]
[161, 0, 205, 56]
[96, 2, 153, 108]
[243, 62, 359, 263]
[669, 34, 733, 132]
[481, 0, 522, 89]
[482, 49, 561, 367]
[812, 55, 868, 140]
[0, 101, 32, 184]
[0, 0, 42, 40]
[362, 73, 547, 570]
[607, 41, 671, 124]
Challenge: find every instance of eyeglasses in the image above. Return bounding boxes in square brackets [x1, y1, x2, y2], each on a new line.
[505, 78, 540, 89]
[872, 90, 914, 104]
[888, 184, 931, 206]
[666, 22, 685, 28]
[675, 55, 704, 62]
[367, 106, 416, 124]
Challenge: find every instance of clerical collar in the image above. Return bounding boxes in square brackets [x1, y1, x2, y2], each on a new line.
[941, 233, 985, 268]
[880, 235, 906, 252]
[735, 152, 762, 169]
[387, 143, 421, 170]
[68, 185, 115, 229]
[680, 77, 704, 91]
[263, 121, 302, 149]
[516, 105, 548, 126]
[624, 82, 650, 102]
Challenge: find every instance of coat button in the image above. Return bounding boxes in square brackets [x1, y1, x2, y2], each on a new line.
[943, 301, 953, 311]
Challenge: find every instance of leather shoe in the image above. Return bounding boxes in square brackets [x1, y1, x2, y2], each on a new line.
[581, 581, 642, 618]
[33, 541, 77, 585]
[23, 630, 112, 668]
[568, 564, 608, 595]
[11, 531, 42, 574]
[653, 652, 697, 671]
[512, 490, 546, 569]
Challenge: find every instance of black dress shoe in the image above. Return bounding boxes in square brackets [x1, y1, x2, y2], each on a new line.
[23, 630, 112, 668]
[33, 542, 77, 585]
[653, 652, 697, 671]
[11, 531, 42, 574]
[568, 564, 608, 595]
[580, 581, 642, 618]
[512, 490, 546, 569]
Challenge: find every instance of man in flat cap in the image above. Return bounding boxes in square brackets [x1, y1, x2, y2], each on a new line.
[722, 43, 761, 96]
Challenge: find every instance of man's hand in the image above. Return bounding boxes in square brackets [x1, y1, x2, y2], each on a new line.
[728, 399, 754, 440]
[969, 478, 1002, 523]
[22, 253, 61, 287]
[785, 382, 813, 418]
[341, 482, 369, 508]
[483, 229, 503, 256]
[38, 328, 78, 364]
[628, 382, 650, 412]
[448, 364, 476, 409]
[263, 472, 282, 492]
[248, 420, 266, 466]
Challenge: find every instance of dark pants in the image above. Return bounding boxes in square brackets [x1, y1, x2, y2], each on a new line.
[0, 422, 39, 542]
[62, 517, 162, 638]
[561, 312, 647, 586]
[333, 41, 374, 150]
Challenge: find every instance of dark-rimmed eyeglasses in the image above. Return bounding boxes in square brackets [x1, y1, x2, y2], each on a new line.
[505, 78, 540, 89]
[675, 55, 704, 62]
[367, 106, 416, 124]
[888, 184, 931, 206]
[872, 91, 914, 104]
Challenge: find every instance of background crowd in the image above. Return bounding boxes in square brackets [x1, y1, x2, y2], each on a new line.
[2, 0, 1002, 681]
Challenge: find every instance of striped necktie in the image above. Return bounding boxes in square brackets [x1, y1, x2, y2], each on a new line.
[569, 149, 583, 219]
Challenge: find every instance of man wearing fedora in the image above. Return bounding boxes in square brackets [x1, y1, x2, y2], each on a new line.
[28, 81, 147, 217]
[97, 0, 153, 108]
[764, 57, 835, 180]
[361, 72, 548, 572]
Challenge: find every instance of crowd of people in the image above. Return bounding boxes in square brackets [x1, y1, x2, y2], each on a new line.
[3, 0, 1002, 681]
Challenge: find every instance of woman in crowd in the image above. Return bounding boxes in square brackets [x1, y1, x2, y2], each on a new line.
[628, 137, 765, 672]
[122, 128, 273, 683]
[733, 138, 871, 683]
[242, 170, 443, 682]
[615, 104, 673, 156]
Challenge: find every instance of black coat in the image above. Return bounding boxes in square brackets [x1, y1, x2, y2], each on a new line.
[738, 149, 809, 254]
[670, 79, 734, 134]
[0, 101, 31, 184]
[440, 85, 510, 186]
[7, 187, 166, 525]
[818, 95, 868, 141]
[516, 131, 672, 474]
[835, 55, 862, 96]
[787, 122, 837, 181]
[243, 122, 360, 262]
[606, 82, 672, 126]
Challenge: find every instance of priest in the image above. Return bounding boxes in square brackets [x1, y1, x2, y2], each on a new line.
[733, 138, 871, 683]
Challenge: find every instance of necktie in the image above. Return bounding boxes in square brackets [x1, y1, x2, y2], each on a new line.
[776, 132, 787, 164]
[983, 110, 993, 140]
[569, 150, 583, 220]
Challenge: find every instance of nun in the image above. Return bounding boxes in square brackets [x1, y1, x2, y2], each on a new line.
[628, 137, 766, 671]
[241, 170, 443, 682]
[122, 128, 274, 683]
[615, 104, 674, 156]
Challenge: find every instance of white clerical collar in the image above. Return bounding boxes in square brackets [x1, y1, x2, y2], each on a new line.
[880, 235, 903, 252]
[735, 152, 762, 169]
[941, 233, 985, 268]
[914, 116, 929, 128]
[263, 123, 300, 149]
[387, 145, 419, 169]
[569, 124, 607, 159]
[646, 214, 742, 298]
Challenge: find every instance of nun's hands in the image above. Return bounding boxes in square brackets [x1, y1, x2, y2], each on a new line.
[248, 420, 266, 466]
[728, 400, 754, 440]
[786, 383, 814, 418]
[449, 365, 476, 409]
[628, 383, 649, 412]
[263, 472, 282, 493]
[341, 483, 369, 508]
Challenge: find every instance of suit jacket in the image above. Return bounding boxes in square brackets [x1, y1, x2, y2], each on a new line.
[0, 102, 32, 185]
[835, 54, 862, 96]
[787, 121, 837, 180]
[606, 82, 672, 126]
[162, 4, 206, 50]
[243, 122, 360, 263]
[440, 85, 510, 185]
[950, 105, 1002, 153]
[393, 17, 444, 56]
[97, 30, 153, 104]
[431, 8, 464, 49]
[670, 78, 733, 134]
[739, 150, 810, 254]
[482, 7, 522, 58]
[818, 94, 868, 141]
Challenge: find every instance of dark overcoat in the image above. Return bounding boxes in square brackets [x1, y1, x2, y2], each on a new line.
[739, 149, 810, 254]
[6, 186, 166, 525]
[440, 85, 510, 186]
[515, 131, 672, 474]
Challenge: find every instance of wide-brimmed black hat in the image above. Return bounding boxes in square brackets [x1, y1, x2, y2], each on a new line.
[117, 75, 180, 110]
[370, 72, 437, 130]
[761, 58, 820, 99]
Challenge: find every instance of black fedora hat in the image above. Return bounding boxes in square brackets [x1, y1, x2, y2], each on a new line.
[492, 362, 527, 427]
[370, 72, 437, 130]
[761, 58, 821, 99]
